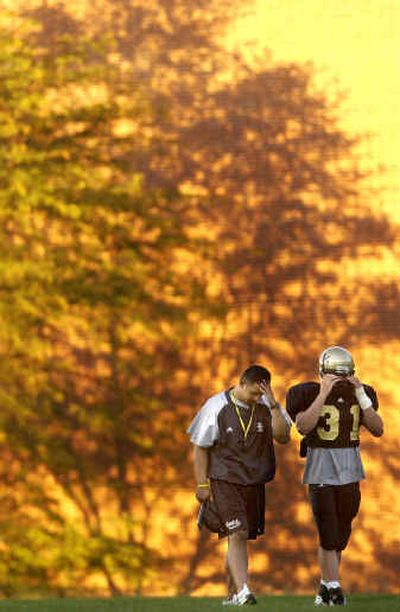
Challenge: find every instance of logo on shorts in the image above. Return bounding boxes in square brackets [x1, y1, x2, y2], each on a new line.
[256, 421, 264, 433]
[225, 518, 242, 531]
[226, 427, 234, 434]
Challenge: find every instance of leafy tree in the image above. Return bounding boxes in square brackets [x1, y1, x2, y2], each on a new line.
[0, 12, 220, 595]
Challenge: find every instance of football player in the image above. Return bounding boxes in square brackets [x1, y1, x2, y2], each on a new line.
[286, 346, 383, 606]
[187, 365, 291, 606]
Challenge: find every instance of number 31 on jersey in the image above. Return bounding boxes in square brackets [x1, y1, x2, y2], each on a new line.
[317, 404, 360, 442]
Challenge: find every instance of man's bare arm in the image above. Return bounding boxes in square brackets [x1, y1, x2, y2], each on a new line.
[193, 445, 211, 501]
[259, 380, 291, 443]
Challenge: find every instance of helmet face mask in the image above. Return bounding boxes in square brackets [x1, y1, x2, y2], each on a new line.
[319, 346, 355, 377]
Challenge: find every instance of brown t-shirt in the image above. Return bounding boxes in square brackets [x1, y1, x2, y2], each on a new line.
[187, 389, 276, 485]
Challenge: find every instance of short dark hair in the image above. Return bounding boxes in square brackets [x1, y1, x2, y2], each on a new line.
[240, 364, 271, 385]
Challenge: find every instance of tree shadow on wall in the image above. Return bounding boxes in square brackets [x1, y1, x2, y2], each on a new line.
[17, 0, 400, 595]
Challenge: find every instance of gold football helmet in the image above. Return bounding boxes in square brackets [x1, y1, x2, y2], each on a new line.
[319, 345, 355, 376]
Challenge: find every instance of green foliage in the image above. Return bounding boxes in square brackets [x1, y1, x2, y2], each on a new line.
[0, 8, 219, 597]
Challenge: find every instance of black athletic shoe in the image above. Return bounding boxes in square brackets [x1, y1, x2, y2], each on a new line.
[243, 593, 257, 605]
[328, 587, 347, 606]
[314, 583, 330, 606]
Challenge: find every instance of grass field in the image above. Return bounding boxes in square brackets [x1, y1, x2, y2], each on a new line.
[0, 595, 398, 611]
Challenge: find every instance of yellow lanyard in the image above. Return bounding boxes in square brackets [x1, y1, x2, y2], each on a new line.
[231, 393, 255, 440]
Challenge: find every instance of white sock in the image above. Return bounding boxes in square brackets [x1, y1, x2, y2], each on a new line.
[327, 581, 341, 589]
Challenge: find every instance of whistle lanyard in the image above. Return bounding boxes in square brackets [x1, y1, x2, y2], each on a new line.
[231, 393, 255, 440]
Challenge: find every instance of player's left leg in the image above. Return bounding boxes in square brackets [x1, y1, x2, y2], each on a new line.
[336, 482, 361, 551]
[222, 555, 237, 605]
[229, 483, 264, 606]
[211, 480, 254, 604]
[327, 482, 361, 606]
[226, 530, 256, 605]
[223, 544, 256, 606]
[226, 529, 249, 593]
[318, 546, 340, 582]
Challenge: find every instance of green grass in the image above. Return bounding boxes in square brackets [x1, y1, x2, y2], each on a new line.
[0, 595, 398, 611]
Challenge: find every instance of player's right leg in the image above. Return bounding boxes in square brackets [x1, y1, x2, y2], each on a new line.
[314, 580, 330, 607]
[309, 485, 344, 606]
[222, 554, 238, 605]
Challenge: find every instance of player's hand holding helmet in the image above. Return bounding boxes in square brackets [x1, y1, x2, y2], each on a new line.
[319, 373, 343, 397]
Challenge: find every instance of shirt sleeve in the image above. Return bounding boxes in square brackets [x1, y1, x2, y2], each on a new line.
[187, 396, 221, 447]
[286, 384, 308, 421]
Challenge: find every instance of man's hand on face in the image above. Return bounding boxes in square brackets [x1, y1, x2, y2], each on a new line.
[346, 375, 363, 389]
[319, 373, 343, 397]
[258, 380, 276, 406]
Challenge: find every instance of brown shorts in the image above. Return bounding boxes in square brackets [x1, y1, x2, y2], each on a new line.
[309, 482, 361, 551]
[210, 479, 266, 540]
